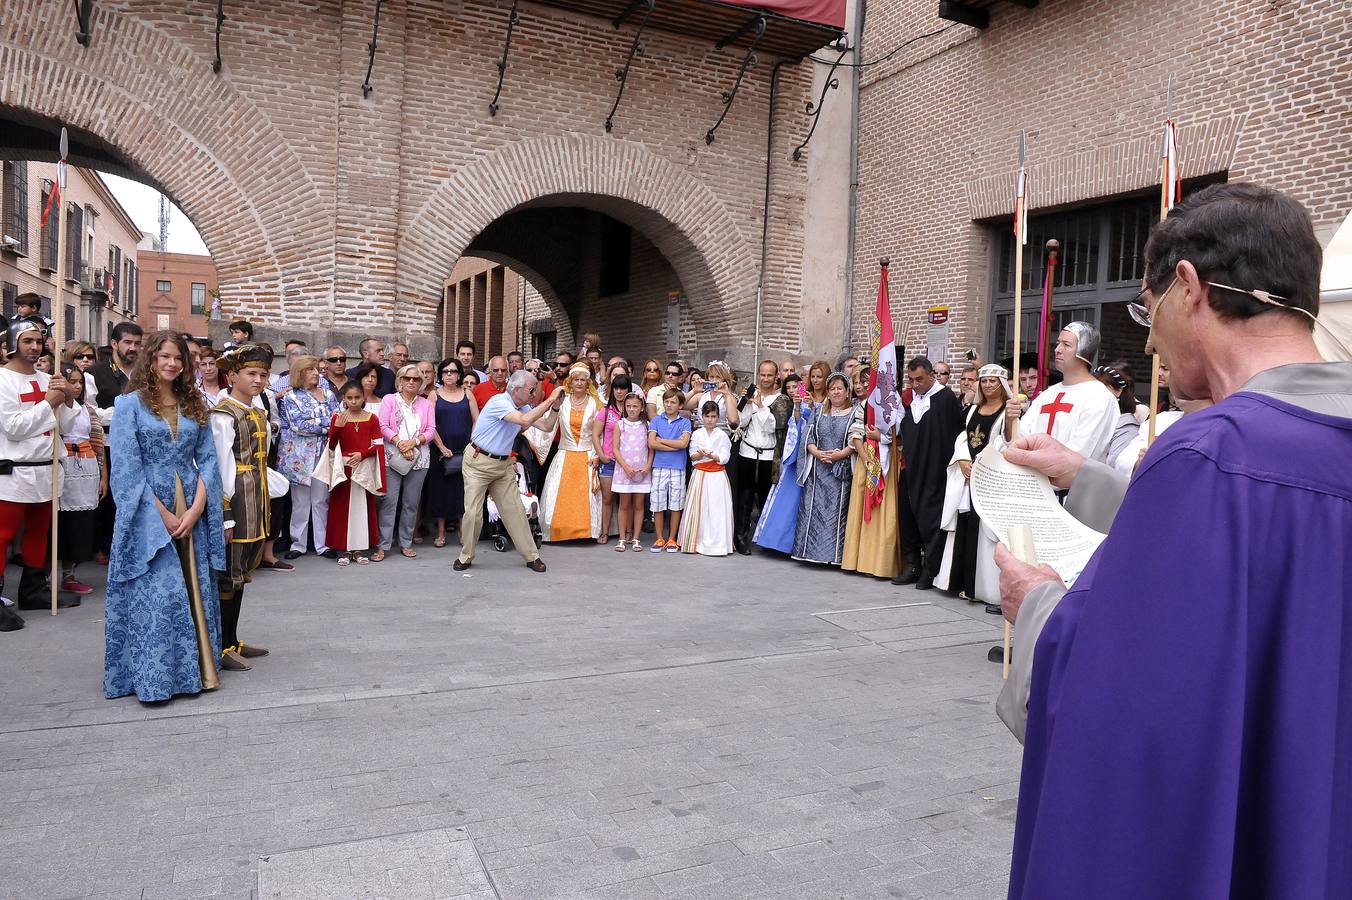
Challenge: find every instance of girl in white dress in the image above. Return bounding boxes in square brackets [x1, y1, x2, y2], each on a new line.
[677, 401, 734, 556]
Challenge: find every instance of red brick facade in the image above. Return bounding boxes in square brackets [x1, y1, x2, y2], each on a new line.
[853, 0, 1351, 363]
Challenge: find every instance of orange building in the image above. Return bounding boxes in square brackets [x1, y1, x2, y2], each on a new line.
[136, 249, 218, 339]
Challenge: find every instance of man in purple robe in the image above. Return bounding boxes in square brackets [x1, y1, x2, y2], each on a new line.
[994, 182, 1352, 899]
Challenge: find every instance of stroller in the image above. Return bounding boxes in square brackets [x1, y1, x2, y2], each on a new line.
[486, 455, 544, 553]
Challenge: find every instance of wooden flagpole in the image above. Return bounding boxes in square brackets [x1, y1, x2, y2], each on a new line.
[50, 128, 69, 616]
[1003, 131, 1027, 679]
[1148, 76, 1176, 446]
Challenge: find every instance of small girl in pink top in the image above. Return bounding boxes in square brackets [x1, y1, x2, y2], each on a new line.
[611, 393, 654, 551]
[590, 373, 633, 544]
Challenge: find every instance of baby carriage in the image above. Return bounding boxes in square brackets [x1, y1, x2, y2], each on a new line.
[486, 458, 543, 552]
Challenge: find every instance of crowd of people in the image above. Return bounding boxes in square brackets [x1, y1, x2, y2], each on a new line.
[0, 285, 1160, 704]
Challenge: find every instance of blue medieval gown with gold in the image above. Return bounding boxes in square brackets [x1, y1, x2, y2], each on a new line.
[104, 392, 228, 702]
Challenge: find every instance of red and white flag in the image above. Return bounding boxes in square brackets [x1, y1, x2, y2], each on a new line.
[864, 261, 902, 519]
[1160, 119, 1181, 211]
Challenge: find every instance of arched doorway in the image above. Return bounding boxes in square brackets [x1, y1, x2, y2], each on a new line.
[436, 197, 706, 368]
[399, 135, 760, 370]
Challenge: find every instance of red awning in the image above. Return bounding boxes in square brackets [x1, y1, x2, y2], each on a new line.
[721, 0, 845, 30]
[528, 0, 845, 59]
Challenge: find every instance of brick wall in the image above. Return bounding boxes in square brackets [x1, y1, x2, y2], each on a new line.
[1, 1, 822, 366]
[854, 0, 1352, 364]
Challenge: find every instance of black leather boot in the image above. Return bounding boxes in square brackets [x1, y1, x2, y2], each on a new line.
[17, 567, 79, 610]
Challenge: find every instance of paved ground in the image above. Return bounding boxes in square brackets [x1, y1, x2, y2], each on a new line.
[0, 540, 1022, 900]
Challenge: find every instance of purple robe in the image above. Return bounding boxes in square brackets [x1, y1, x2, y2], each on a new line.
[1011, 392, 1352, 898]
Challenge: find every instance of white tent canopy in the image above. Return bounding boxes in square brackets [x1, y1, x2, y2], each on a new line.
[1317, 211, 1352, 361]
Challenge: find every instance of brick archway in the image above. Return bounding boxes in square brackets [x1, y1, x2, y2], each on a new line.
[0, 3, 329, 322]
[398, 134, 759, 350]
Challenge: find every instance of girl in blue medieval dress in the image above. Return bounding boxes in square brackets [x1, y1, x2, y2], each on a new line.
[104, 332, 227, 703]
[753, 373, 810, 554]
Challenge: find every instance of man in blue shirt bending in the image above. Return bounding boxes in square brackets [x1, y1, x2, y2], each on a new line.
[455, 370, 564, 572]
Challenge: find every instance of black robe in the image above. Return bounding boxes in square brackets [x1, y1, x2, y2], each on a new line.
[898, 385, 965, 570]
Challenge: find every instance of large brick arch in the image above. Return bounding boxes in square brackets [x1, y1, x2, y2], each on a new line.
[398, 134, 760, 349]
[0, 3, 329, 322]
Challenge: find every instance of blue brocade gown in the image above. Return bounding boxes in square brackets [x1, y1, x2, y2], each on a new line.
[104, 393, 228, 702]
[753, 406, 811, 554]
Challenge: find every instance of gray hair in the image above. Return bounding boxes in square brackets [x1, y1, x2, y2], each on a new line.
[506, 369, 536, 393]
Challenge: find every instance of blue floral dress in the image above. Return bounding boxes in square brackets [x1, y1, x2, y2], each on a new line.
[278, 387, 337, 483]
[104, 393, 228, 702]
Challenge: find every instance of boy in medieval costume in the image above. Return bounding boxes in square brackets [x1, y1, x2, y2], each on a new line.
[210, 344, 274, 670]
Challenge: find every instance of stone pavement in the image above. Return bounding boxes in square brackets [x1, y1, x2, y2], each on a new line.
[0, 541, 1022, 899]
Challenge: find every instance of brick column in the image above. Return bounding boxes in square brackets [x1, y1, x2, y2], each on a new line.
[333, 0, 406, 332]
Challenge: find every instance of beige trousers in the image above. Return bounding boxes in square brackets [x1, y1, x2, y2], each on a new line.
[458, 448, 540, 564]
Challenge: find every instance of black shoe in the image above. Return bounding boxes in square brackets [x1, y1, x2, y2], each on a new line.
[18, 594, 80, 611]
[915, 577, 934, 591]
[734, 540, 752, 556]
[526, 558, 546, 573]
[321, 549, 340, 560]
[0, 605, 23, 632]
[987, 645, 1005, 664]
[453, 559, 471, 571]
[283, 550, 303, 560]
[985, 603, 1003, 615]
[891, 566, 920, 586]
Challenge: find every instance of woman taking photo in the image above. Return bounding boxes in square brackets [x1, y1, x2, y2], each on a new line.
[683, 362, 741, 436]
[804, 360, 830, 411]
[104, 331, 226, 703]
[278, 355, 337, 559]
[936, 364, 1009, 605]
[842, 365, 901, 580]
[427, 358, 478, 548]
[375, 365, 436, 560]
[792, 372, 856, 566]
[538, 362, 601, 542]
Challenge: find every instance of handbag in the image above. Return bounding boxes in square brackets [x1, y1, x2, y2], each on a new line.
[386, 443, 414, 476]
[441, 454, 463, 476]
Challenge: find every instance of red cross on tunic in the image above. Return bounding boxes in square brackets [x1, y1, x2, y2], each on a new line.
[18, 380, 52, 437]
[1041, 391, 1075, 433]
[18, 381, 45, 404]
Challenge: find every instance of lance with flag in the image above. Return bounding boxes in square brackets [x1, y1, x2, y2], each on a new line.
[863, 258, 902, 521]
[49, 128, 70, 616]
[1148, 77, 1181, 445]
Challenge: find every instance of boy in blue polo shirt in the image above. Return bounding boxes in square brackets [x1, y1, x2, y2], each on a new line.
[647, 388, 692, 552]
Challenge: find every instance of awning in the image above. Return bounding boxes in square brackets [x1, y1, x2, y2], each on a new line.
[529, 0, 845, 59]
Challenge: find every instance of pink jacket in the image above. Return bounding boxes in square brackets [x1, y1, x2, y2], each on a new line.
[377, 393, 436, 445]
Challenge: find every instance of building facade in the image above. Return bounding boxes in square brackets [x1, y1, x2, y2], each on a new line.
[1, 1, 855, 370]
[0, 161, 140, 345]
[852, 0, 1350, 377]
[137, 248, 218, 339]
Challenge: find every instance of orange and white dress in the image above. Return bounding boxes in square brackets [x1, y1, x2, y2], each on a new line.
[539, 394, 601, 542]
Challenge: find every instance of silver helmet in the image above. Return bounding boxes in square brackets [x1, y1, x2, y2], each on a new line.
[3, 315, 47, 356]
[1062, 321, 1101, 367]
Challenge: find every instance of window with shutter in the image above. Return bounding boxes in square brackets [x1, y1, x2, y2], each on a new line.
[66, 204, 83, 276]
[39, 182, 58, 270]
[112, 245, 122, 304]
[1, 282, 16, 317]
[11, 162, 28, 256]
[1, 162, 29, 255]
[64, 304, 75, 339]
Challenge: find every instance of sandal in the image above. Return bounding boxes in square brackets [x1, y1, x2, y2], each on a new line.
[433, 536, 447, 548]
[630, 540, 643, 552]
[401, 547, 417, 559]
[370, 549, 386, 562]
[596, 536, 608, 545]
[337, 556, 351, 567]
[614, 540, 628, 552]
[355, 555, 370, 565]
